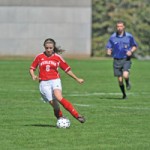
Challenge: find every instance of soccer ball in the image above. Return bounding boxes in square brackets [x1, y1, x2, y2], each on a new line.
[56, 117, 71, 128]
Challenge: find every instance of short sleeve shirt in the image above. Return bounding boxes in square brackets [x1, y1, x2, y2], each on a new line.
[30, 53, 71, 80]
[106, 32, 138, 59]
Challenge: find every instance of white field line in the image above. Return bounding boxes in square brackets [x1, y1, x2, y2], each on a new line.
[74, 104, 90, 107]
[111, 106, 150, 110]
[73, 103, 150, 110]
[65, 92, 150, 96]
[65, 92, 131, 96]
[0, 88, 149, 96]
[0, 88, 37, 92]
[0, 88, 149, 110]
[18, 89, 37, 92]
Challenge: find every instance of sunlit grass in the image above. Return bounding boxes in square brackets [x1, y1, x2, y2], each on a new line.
[0, 58, 150, 150]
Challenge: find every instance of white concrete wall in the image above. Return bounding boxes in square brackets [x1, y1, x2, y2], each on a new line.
[0, 0, 91, 57]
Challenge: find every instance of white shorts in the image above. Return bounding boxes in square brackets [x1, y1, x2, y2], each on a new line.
[39, 79, 62, 102]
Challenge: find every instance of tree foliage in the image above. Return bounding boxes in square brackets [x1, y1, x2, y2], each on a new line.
[92, 0, 150, 57]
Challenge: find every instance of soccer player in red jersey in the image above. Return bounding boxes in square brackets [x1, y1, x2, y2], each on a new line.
[29, 38, 85, 123]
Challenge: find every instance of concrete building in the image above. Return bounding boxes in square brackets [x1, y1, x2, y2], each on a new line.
[0, 0, 92, 57]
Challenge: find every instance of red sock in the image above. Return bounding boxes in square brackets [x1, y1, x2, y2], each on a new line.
[54, 109, 63, 119]
[60, 98, 79, 118]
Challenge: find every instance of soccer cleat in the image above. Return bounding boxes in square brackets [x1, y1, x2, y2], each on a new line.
[77, 115, 85, 123]
[126, 82, 131, 90]
[122, 94, 127, 99]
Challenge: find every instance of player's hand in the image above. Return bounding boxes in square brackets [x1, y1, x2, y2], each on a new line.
[126, 51, 132, 56]
[107, 49, 112, 56]
[76, 78, 84, 84]
[32, 75, 40, 81]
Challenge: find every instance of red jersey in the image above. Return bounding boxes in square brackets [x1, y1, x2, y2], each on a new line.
[30, 53, 71, 80]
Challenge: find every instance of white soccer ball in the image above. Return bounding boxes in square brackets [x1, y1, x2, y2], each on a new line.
[56, 117, 71, 128]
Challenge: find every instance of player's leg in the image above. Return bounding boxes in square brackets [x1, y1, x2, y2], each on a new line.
[118, 76, 126, 99]
[123, 71, 131, 90]
[53, 89, 78, 118]
[123, 60, 131, 90]
[52, 79, 85, 123]
[113, 59, 126, 99]
[39, 80, 63, 119]
[54, 89, 85, 123]
[49, 100, 63, 119]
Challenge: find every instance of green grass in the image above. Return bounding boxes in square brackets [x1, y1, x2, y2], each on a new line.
[0, 58, 150, 150]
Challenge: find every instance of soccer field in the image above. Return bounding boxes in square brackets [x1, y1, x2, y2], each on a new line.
[0, 58, 150, 150]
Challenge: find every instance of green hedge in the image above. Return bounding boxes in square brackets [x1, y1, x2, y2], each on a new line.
[92, 0, 150, 57]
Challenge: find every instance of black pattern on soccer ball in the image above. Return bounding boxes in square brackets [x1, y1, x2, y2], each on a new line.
[56, 117, 71, 128]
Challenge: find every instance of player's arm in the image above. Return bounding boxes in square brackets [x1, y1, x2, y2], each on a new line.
[58, 56, 84, 84]
[107, 48, 112, 56]
[66, 70, 84, 84]
[131, 46, 137, 53]
[29, 68, 40, 81]
[106, 38, 113, 56]
[127, 35, 138, 56]
[126, 46, 137, 56]
[29, 56, 40, 81]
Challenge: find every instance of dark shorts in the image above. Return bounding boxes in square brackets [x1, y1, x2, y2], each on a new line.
[113, 58, 132, 77]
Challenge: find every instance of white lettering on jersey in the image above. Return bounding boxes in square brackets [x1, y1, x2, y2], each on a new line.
[40, 61, 57, 66]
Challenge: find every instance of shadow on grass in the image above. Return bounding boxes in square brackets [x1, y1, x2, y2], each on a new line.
[24, 124, 56, 128]
[99, 96, 124, 100]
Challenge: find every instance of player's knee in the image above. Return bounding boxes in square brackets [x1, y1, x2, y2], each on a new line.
[123, 71, 129, 78]
[123, 73, 129, 79]
[49, 100, 53, 105]
[55, 96, 63, 101]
